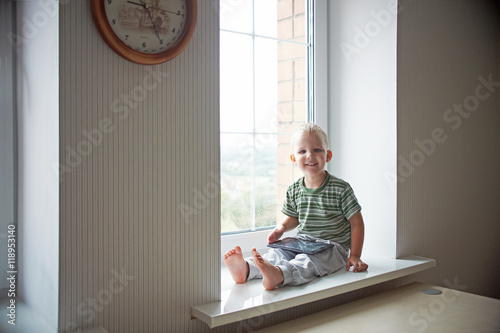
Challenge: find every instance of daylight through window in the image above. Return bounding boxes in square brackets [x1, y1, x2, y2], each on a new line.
[220, 0, 313, 234]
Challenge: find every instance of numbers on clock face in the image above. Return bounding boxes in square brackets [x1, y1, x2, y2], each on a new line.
[105, 0, 188, 54]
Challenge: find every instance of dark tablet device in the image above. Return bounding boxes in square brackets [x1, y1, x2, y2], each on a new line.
[267, 237, 334, 255]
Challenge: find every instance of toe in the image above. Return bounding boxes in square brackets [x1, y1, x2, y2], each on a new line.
[224, 249, 235, 258]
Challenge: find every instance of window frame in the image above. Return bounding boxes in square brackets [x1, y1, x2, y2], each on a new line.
[220, 0, 328, 258]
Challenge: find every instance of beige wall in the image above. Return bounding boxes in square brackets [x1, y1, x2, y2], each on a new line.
[397, 0, 500, 298]
[58, 1, 220, 332]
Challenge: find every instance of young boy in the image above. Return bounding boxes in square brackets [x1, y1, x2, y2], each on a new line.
[224, 123, 368, 290]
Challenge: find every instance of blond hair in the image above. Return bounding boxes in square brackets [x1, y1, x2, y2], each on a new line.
[291, 123, 329, 150]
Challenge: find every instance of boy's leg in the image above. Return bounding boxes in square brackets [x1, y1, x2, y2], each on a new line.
[246, 247, 296, 281]
[251, 248, 285, 290]
[248, 245, 347, 288]
[247, 250, 320, 289]
[224, 246, 294, 284]
[225, 245, 346, 289]
[282, 245, 348, 286]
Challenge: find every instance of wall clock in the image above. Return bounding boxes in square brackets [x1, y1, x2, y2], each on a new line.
[91, 0, 197, 65]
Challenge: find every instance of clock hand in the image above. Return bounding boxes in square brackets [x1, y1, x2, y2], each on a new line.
[126, 1, 146, 7]
[144, 6, 182, 16]
[127, 1, 182, 17]
[144, 5, 162, 42]
[127, 0, 162, 42]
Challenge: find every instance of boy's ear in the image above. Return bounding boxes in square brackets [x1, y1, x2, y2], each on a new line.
[326, 150, 333, 162]
[290, 154, 296, 163]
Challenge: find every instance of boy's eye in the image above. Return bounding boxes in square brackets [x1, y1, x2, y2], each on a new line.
[298, 150, 306, 154]
[314, 148, 323, 152]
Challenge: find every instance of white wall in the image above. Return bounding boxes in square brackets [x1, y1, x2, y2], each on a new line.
[397, 0, 500, 298]
[16, 0, 59, 330]
[327, 0, 398, 259]
[326, 0, 500, 299]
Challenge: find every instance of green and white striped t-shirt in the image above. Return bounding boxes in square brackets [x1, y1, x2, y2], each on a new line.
[281, 171, 361, 250]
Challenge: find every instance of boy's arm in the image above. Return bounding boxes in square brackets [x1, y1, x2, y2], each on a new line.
[346, 212, 369, 272]
[268, 216, 299, 243]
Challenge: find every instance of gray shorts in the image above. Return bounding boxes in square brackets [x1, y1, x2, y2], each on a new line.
[246, 234, 348, 287]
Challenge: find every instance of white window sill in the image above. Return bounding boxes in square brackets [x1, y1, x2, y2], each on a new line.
[191, 255, 435, 328]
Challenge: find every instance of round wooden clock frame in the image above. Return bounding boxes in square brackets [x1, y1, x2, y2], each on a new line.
[90, 0, 197, 65]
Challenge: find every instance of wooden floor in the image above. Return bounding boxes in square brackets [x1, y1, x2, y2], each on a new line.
[255, 282, 500, 333]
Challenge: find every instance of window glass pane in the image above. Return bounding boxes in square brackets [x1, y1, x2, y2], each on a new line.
[220, 31, 254, 133]
[276, 0, 308, 43]
[219, 0, 253, 34]
[254, 39, 308, 134]
[221, 133, 253, 232]
[276, 40, 308, 129]
[220, 0, 311, 235]
[276, 130, 304, 220]
[254, 134, 277, 228]
[254, 37, 277, 133]
[254, 0, 278, 38]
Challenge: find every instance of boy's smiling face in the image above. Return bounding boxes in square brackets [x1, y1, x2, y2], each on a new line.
[291, 132, 332, 180]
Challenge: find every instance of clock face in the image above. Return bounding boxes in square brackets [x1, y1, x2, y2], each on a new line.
[104, 0, 189, 54]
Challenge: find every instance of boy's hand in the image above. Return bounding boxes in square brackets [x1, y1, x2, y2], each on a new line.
[346, 255, 368, 272]
[267, 225, 285, 243]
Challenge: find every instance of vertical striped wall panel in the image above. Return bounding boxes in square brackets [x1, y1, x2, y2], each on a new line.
[59, 1, 220, 332]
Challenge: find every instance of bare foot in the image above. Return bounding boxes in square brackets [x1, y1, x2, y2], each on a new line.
[251, 248, 284, 290]
[223, 246, 248, 284]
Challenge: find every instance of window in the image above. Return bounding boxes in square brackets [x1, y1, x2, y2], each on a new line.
[219, 0, 315, 235]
